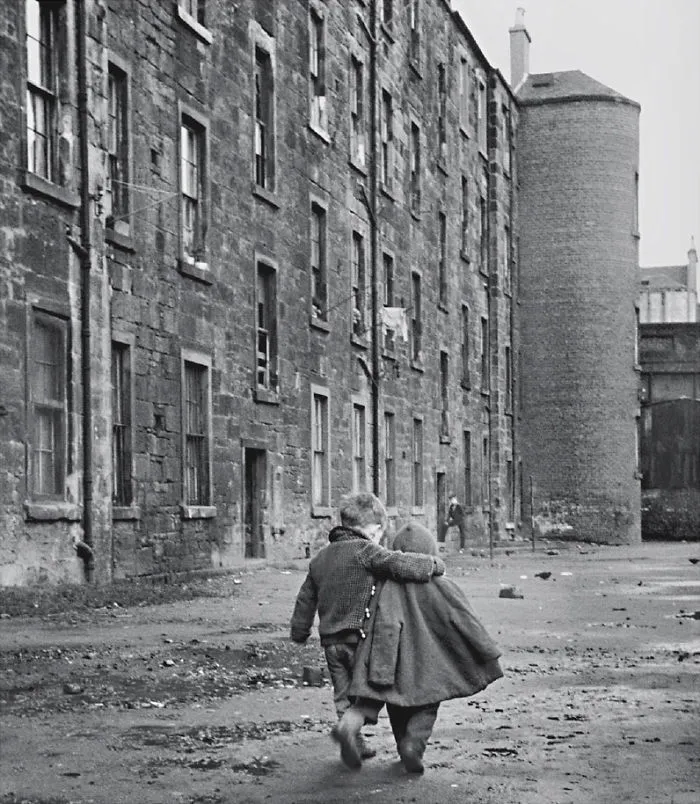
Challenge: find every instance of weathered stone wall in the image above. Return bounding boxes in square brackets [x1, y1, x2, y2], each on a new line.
[517, 97, 641, 544]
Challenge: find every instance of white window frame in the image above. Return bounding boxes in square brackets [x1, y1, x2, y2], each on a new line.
[180, 349, 215, 517]
[351, 394, 369, 493]
[309, 5, 327, 134]
[311, 384, 331, 515]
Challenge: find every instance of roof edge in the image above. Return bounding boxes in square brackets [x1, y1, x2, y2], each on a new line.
[519, 93, 641, 110]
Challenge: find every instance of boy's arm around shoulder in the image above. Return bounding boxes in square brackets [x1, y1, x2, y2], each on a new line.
[290, 571, 317, 643]
[359, 543, 446, 582]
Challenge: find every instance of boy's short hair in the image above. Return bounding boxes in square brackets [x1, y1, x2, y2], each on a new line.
[339, 492, 387, 530]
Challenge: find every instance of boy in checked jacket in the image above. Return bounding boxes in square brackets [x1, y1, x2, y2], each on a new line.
[290, 492, 445, 767]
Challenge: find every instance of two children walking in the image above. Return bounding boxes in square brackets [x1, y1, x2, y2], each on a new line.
[290, 492, 503, 773]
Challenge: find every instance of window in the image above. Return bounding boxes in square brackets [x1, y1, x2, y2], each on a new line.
[381, 90, 393, 188]
[409, 0, 420, 64]
[255, 47, 274, 190]
[479, 193, 488, 271]
[459, 57, 469, 127]
[505, 344, 512, 412]
[310, 202, 328, 320]
[384, 411, 396, 508]
[352, 402, 367, 492]
[107, 64, 129, 226]
[311, 387, 330, 509]
[112, 341, 132, 506]
[463, 431, 472, 507]
[309, 9, 327, 131]
[437, 63, 446, 158]
[179, 0, 205, 26]
[411, 271, 422, 362]
[183, 359, 211, 506]
[180, 116, 206, 264]
[350, 57, 365, 167]
[351, 231, 366, 338]
[256, 261, 278, 393]
[503, 224, 512, 293]
[382, 0, 393, 29]
[461, 177, 469, 254]
[438, 211, 447, 305]
[482, 435, 489, 507]
[440, 350, 449, 438]
[633, 171, 639, 235]
[480, 316, 489, 390]
[383, 252, 395, 351]
[26, 0, 59, 181]
[502, 104, 511, 174]
[412, 418, 424, 508]
[30, 311, 67, 498]
[410, 123, 420, 212]
[461, 305, 470, 388]
[477, 77, 487, 152]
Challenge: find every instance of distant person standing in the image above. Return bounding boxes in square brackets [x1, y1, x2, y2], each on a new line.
[445, 494, 467, 550]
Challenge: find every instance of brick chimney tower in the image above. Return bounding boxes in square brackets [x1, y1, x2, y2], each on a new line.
[509, 7, 531, 89]
[688, 237, 698, 321]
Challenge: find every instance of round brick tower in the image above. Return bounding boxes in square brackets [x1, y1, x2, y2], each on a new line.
[515, 70, 641, 544]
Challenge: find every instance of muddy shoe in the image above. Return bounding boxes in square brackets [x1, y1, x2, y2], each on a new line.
[399, 739, 425, 774]
[330, 710, 364, 769]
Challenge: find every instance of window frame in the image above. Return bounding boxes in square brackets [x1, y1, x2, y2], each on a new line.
[351, 395, 369, 493]
[178, 103, 210, 280]
[409, 0, 420, 68]
[461, 304, 471, 389]
[382, 250, 396, 354]
[438, 210, 447, 307]
[106, 57, 132, 239]
[437, 62, 447, 160]
[463, 430, 473, 508]
[439, 349, 450, 442]
[411, 270, 423, 366]
[111, 334, 135, 510]
[409, 122, 421, 214]
[380, 89, 394, 192]
[383, 409, 396, 511]
[254, 255, 279, 403]
[480, 315, 489, 392]
[351, 229, 368, 341]
[310, 196, 329, 326]
[254, 44, 276, 193]
[411, 416, 424, 512]
[477, 74, 487, 154]
[460, 176, 469, 259]
[180, 349, 214, 517]
[308, 4, 328, 136]
[310, 383, 332, 516]
[350, 54, 366, 169]
[27, 307, 69, 502]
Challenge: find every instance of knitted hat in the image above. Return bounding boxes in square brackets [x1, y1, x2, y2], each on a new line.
[393, 521, 439, 556]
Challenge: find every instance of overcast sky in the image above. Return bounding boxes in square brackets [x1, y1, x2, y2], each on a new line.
[454, 0, 700, 267]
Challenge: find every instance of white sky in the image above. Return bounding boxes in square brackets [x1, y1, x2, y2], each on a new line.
[454, 0, 700, 267]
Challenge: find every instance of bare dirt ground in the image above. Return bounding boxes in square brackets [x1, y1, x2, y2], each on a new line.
[1, 541, 698, 804]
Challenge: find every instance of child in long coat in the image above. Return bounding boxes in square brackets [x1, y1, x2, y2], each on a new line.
[345, 521, 503, 773]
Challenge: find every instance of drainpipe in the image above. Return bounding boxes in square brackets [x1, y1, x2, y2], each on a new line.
[77, 0, 94, 582]
[486, 70, 495, 562]
[369, 1, 380, 496]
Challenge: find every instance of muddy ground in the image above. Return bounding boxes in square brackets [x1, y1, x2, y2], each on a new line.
[0, 541, 698, 804]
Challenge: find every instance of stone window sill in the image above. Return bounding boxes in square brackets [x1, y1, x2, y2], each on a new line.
[439, 433, 451, 445]
[21, 171, 80, 209]
[409, 60, 422, 79]
[180, 504, 217, 520]
[105, 226, 135, 252]
[349, 157, 368, 176]
[411, 358, 425, 373]
[351, 333, 369, 349]
[252, 183, 280, 209]
[311, 505, 333, 518]
[178, 258, 213, 284]
[460, 249, 471, 264]
[438, 301, 448, 313]
[436, 158, 448, 176]
[176, 5, 213, 44]
[310, 316, 331, 333]
[25, 501, 81, 522]
[308, 122, 331, 144]
[113, 505, 142, 521]
[410, 506, 425, 517]
[380, 184, 396, 202]
[255, 386, 280, 405]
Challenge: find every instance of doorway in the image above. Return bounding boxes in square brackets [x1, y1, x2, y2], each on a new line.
[436, 471, 447, 542]
[244, 447, 266, 558]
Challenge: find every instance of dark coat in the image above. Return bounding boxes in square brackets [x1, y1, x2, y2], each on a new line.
[290, 526, 445, 646]
[348, 575, 503, 707]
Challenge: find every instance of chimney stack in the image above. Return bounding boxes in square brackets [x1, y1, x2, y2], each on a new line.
[689, 237, 699, 321]
[509, 7, 531, 90]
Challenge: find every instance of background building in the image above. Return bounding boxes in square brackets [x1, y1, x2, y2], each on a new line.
[0, 0, 519, 585]
[511, 11, 642, 544]
[640, 241, 699, 324]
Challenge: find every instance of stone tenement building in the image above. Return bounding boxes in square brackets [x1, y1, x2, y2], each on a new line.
[0, 1, 638, 586]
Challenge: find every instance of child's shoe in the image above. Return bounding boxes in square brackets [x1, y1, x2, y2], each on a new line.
[331, 709, 364, 769]
[357, 734, 377, 759]
[399, 738, 425, 773]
